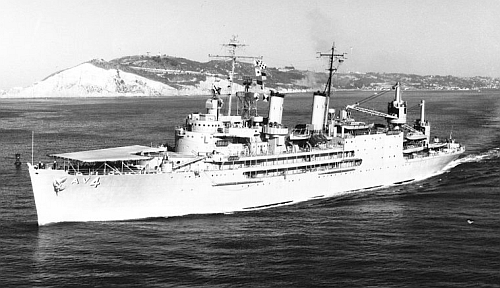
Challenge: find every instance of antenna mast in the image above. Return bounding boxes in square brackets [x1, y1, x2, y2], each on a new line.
[317, 42, 347, 129]
[209, 36, 262, 116]
[318, 42, 347, 97]
[31, 131, 34, 165]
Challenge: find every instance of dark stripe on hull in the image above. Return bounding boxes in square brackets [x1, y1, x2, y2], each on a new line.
[213, 180, 263, 187]
[243, 200, 293, 210]
[393, 179, 415, 185]
[363, 185, 383, 190]
[319, 168, 356, 175]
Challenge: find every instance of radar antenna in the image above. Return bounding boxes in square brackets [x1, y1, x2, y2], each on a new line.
[209, 36, 262, 116]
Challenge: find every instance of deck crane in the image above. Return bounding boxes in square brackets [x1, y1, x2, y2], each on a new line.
[345, 82, 422, 134]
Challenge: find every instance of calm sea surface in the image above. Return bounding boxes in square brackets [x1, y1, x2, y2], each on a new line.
[1, 91, 500, 287]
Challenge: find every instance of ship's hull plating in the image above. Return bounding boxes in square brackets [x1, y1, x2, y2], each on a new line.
[28, 151, 461, 225]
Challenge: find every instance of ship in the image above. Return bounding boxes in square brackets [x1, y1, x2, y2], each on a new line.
[28, 39, 464, 225]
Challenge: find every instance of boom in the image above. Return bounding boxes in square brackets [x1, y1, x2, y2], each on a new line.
[345, 83, 424, 134]
[345, 104, 397, 119]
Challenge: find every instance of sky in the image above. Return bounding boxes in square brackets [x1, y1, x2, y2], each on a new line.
[1, 0, 500, 90]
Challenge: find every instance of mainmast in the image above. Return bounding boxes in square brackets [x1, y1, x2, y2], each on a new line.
[317, 43, 347, 130]
[209, 36, 262, 116]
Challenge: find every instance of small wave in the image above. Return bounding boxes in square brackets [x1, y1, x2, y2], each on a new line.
[455, 148, 500, 165]
[436, 147, 500, 174]
[425, 148, 500, 179]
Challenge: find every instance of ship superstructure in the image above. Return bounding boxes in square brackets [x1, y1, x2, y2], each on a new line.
[27, 41, 464, 225]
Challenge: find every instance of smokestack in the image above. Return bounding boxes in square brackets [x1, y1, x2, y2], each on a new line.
[310, 91, 327, 131]
[268, 91, 285, 124]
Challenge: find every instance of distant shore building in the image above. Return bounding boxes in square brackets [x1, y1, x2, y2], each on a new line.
[278, 66, 296, 72]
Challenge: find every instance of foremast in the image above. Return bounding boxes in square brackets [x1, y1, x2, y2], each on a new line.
[176, 37, 283, 156]
[209, 36, 262, 116]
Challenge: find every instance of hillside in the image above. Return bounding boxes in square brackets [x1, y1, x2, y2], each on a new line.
[2, 54, 499, 98]
[104, 55, 320, 91]
[335, 72, 500, 90]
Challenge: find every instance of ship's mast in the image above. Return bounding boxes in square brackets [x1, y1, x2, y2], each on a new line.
[209, 36, 262, 116]
[318, 43, 346, 129]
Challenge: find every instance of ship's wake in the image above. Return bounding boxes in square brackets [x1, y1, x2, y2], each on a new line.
[420, 148, 500, 181]
[338, 149, 500, 204]
[451, 147, 500, 166]
[435, 147, 500, 175]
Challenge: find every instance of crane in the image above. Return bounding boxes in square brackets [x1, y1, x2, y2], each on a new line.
[345, 83, 421, 134]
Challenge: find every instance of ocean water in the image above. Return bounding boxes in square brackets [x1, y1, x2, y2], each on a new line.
[1, 91, 500, 287]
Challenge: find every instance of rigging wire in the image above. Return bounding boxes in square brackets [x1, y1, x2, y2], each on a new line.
[354, 89, 420, 112]
[406, 103, 421, 111]
[355, 89, 392, 105]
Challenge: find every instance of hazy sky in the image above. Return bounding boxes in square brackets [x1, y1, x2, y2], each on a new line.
[1, 0, 499, 89]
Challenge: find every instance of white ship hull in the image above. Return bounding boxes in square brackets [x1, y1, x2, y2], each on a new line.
[28, 149, 461, 225]
[26, 47, 465, 226]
